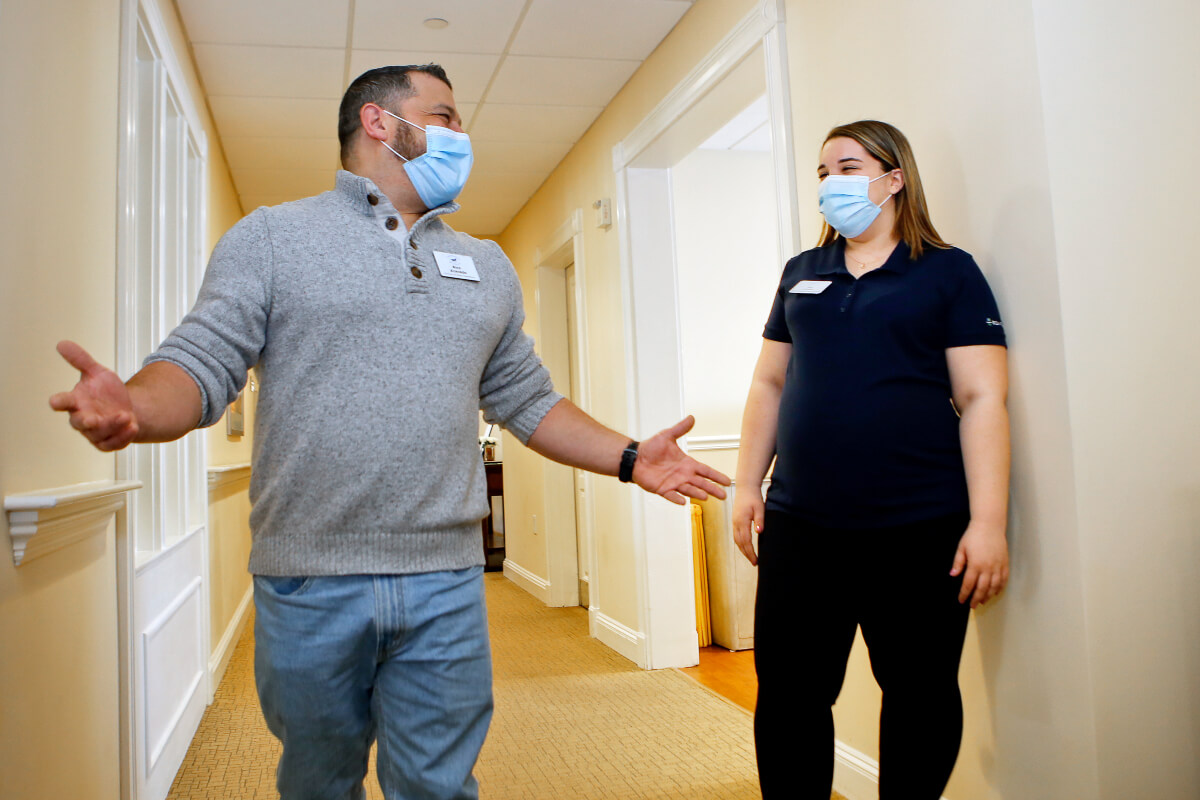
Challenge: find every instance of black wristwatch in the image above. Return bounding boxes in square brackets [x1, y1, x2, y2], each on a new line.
[618, 440, 639, 483]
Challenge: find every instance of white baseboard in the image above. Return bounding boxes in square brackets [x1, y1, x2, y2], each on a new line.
[590, 608, 646, 667]
[502, 558, 550, 604]
[833, 740, 948, 800]
[207, 585, 252, 699]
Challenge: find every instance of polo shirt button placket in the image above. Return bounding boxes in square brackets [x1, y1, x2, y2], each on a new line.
[840, 284, 857, 313]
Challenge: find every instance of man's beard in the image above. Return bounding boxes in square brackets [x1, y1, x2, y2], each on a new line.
[390, 122, 424, 162]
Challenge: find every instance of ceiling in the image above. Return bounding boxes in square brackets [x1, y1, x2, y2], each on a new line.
[176, 0, 695, 237]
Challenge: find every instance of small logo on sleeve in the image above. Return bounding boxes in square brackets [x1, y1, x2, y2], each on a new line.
[985, 317, 1003, 328]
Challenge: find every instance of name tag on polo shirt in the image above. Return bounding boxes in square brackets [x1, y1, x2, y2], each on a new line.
[789, 280, 832, 294]
[433, 251, 480, 282]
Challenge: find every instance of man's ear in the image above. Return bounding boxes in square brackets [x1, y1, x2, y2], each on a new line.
[359, 103, 391, 143]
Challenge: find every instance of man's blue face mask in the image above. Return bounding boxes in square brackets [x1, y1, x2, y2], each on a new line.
[381, 109, 473, 209]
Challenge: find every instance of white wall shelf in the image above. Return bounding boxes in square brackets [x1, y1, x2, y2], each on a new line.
[5, 479, 142, 566]
[207, 463, 251, 492]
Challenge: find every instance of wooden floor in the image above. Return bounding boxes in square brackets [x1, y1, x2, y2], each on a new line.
[679, 646, 757, 712]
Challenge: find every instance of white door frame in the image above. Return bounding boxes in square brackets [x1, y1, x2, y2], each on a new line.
[611, 0, 798, 669]
[533, 209, 598, 609]
[115, 0, 211, 796]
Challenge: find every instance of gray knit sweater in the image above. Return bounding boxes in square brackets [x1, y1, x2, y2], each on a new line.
[147, 170, 562, 575]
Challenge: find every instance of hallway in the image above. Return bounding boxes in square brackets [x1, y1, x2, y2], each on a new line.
[167, 573, 772, 799]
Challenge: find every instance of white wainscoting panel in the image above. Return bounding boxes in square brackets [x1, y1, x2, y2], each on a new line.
[143, 576, 204, 768]
[135, 526, 208, 800]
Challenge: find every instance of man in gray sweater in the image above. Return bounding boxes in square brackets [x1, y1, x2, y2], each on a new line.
[50, 65, 729, 800]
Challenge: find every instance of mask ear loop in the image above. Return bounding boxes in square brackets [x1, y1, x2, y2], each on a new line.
[379, 108, 425, 163]
[872, 169, 899, 209]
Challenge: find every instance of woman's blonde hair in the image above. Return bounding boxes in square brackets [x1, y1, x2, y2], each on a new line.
[816, 120, 949, 259]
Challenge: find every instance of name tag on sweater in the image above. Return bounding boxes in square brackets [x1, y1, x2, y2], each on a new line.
[789, 280, 831, 294]
[433, 251, 480, 282]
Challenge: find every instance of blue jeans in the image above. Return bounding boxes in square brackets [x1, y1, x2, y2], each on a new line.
[253, 568, 493, 800]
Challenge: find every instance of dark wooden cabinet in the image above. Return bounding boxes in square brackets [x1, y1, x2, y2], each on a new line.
[482, 461, 504, 571]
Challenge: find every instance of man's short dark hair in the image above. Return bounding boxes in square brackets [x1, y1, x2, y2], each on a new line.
[338, 64, 452, 166]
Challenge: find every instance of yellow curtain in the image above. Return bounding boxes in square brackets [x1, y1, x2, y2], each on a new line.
[691, 502, 712, 647]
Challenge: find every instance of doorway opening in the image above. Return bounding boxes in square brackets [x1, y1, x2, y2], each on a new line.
[534, 209, 596, 611]
[612, 2, 797, 668]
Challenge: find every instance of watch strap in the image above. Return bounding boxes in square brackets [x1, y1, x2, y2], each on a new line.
[618, 440, 639, 483]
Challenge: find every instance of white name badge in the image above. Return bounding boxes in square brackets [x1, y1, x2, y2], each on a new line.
[789, 280, 832, 294]
[433, 251, 480, 282]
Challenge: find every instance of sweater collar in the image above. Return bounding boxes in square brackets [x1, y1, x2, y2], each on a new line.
[334, 170, 460, 229]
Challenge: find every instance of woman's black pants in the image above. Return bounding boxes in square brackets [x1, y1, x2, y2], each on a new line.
[753, 510, 972, 799]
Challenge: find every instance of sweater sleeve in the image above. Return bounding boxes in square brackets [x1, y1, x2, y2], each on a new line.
[143, 208, 273, 428]
[478, 242, 563, 444]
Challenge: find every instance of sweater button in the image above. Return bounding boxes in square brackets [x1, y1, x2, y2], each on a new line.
[411, 266, 423, 278]
[367, 194, 379, 206]
[409, 239, 417, 249]
[385, 217, 398, 230]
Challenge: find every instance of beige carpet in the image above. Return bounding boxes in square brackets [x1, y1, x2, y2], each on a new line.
[169, 573, 766, 799]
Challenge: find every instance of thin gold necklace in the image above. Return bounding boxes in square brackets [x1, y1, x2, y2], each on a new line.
[846, 242, 897, 274]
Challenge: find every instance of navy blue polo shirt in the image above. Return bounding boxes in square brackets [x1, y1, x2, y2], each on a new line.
[763, 239, 1006, 529]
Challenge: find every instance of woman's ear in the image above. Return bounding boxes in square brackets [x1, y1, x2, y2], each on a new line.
[889, 168, 905, 196]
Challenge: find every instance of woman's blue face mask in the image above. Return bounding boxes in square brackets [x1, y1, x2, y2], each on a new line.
[381, 109, 474, 209]
[818, 171, 896, 239]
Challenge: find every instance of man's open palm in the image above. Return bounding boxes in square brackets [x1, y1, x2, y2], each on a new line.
[49, 341, 139, 451]
[632, 415, 730, 505]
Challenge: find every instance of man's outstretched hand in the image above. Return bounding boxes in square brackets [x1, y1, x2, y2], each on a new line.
[49, 341, 139, 451]
[632, 416, 730, 505]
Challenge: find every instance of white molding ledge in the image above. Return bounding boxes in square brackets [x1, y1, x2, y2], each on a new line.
[5, 480, 142, 566]
[686, 435, 740, 452]
[207, 462, 251, 492]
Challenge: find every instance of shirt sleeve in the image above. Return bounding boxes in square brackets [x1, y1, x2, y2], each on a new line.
[477, 242, 564, 443]
[763, 259, 796, 342]
[945, 253, 1007, 348]
[143, 208, 273, 428]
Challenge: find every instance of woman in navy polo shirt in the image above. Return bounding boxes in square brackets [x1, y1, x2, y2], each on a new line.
[733, 120, 1010, 799]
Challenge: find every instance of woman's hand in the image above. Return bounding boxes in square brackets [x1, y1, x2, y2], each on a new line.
[950, 522, 1009, 608]
[731, 489, 764, 566]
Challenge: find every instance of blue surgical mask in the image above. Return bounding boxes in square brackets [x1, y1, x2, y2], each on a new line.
[381, 109, 473, 209]
[818, 172, 895, 239]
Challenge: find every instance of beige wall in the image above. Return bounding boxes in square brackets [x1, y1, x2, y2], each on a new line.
[0, 1, 124, 797]
[0, 0, 248, 796]
[501, 0, 1198, 796]
[1031, 1, 1200, 796]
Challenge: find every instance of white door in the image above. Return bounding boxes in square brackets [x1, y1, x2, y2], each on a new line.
[117, 2, 211, 797]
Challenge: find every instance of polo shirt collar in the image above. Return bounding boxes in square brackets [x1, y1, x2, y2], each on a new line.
[814, 238, 914, 276]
